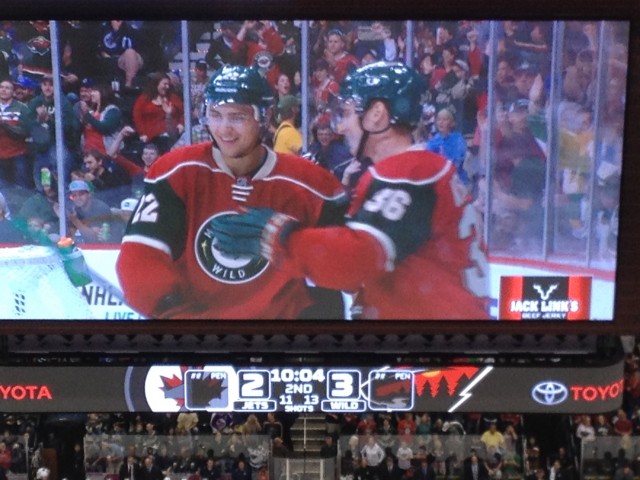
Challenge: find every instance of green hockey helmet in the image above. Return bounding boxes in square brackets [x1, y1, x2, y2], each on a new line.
[205, 65, 274, 120]
[338, 61, 426, 128]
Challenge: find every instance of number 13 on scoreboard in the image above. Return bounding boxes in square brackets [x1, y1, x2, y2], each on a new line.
[322, 369, 367, 412]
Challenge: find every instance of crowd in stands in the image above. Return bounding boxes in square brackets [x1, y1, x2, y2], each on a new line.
[0, 19, 628, 262]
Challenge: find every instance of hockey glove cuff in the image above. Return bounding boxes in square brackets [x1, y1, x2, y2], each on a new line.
[211, 208, 299, 262]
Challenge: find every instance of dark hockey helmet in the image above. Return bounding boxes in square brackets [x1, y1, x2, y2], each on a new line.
[338, 61, 426, 128]
[205, 65, 274, 120]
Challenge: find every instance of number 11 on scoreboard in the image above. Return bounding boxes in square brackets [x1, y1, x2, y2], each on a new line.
[321, 369, 367, 412]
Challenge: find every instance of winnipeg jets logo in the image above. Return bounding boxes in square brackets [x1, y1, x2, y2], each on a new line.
[195, 212, 268, 284]
[533, 283, 558, 301]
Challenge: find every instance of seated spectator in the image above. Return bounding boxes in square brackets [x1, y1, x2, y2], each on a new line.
[263, 413, 283, 441]
[78, 82, 123, 155]
[480, 422, 505, 453]
[426, 108, 469, 185]
[271, 437, 289, 458]
[321, 434, 338, 459]
[463, 452, 489, 480]
[14, 21, 52, 84]
[273, 72, 293, 104]
[8, 441, 25, 474]
[306, 121, 352, 181]
[81, 149, 131, 207]
[0, 192, 26, 243]
[231, 459, 250, 480]
[27, 74, 79, 191]
[547, 460, 566, 480]
[380, 455, 403, 480]
[205, 21, 245, 71]
[17, 180, 60, 237]
[323, 28, 360, 84]
[358, 413, 378, 437]
[231, 21, 286, 91]
[132, 72, 184, 154]
[397, 413, 417, 446]
[614, 409, 633, 437]
[272, 95, 302, 155]
[595, 414, 614, 437]
[191, 59, 210, 125]
[65, 179, 114, 244]
[576, 415, 596, 444]
[486, 448, 504, 480]
[0, 79, 31, 190]
[98, 21, 144, 89]
[377, 417, 397, 453]
[200, 458, 221, 480]
[311, 58, 339, 115]
[13, 75, 36, 104]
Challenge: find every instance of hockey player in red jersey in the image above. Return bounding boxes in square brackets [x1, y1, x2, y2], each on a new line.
[213, 62, 489, 319]
[116, 65, 348, 319]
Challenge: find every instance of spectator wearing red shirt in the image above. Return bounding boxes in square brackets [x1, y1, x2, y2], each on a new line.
[397, 413, 417, 445]
[614, 409, 633, 436]
[323, 29, 360, 84]
[0, 441, 12, 471]
[312, 58, 339, 115]
[231, 21, 285, 91]
[132, 72, 184, 154]
[357, 413, 377, 436]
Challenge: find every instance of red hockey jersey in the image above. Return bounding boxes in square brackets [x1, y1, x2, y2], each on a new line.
[281, 147, 490, 319]
[116, 142, 347, 319]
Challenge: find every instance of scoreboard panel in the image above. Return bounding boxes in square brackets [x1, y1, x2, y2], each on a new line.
[0, 361, 624, 414]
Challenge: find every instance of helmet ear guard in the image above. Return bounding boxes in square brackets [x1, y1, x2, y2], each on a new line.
[339, 61, 426, 129]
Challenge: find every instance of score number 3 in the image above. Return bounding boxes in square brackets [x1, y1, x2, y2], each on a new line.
[327, 370, 361, 399]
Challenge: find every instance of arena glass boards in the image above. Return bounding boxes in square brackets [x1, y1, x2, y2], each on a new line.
[0, 3, 636, 331]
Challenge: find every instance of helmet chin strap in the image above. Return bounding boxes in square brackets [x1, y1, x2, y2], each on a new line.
[355, 117, 393, 162]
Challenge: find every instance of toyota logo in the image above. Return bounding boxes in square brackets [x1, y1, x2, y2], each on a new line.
[531, 381, 569, 405]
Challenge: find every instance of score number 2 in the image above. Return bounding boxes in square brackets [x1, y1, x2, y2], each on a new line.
[238, 370, 271, 399]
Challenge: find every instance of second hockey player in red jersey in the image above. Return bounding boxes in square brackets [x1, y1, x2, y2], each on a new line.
[213, 62, 489, 319]
[116, 66, 348, 319]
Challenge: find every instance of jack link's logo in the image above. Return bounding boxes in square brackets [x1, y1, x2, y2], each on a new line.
[195, 213, 269, 284]
[499, 276, 592, 320]
[533, 283, 558, 301]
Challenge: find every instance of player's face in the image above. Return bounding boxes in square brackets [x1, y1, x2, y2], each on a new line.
[207, 104, 262, 160]
[333, 100, 363, 156]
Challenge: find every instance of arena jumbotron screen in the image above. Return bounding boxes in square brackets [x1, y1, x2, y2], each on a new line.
[0, 14, 634, 329]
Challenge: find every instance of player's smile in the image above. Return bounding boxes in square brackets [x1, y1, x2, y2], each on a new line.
[208, 103, 264, 171]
